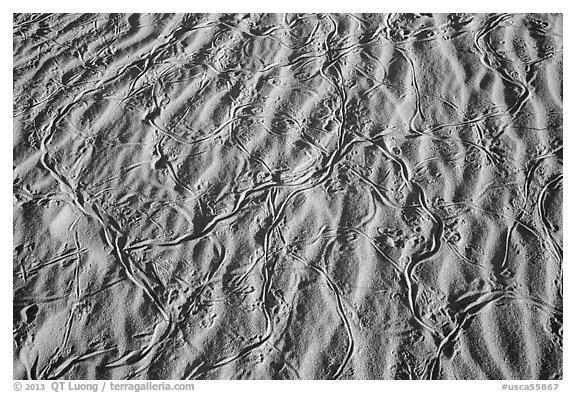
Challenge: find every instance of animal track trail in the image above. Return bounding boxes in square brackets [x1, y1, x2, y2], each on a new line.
[13, 13, 562, 380]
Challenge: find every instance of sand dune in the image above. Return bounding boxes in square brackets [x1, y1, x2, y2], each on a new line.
[13, 13, 562, 379]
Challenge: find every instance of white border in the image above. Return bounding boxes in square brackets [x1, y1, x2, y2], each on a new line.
[4, 3, 573, 392]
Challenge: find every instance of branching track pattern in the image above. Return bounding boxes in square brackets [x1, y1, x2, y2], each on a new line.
[14, 13, 562, 379]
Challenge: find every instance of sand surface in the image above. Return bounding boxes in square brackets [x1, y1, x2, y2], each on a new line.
[13, 13, 563, 379]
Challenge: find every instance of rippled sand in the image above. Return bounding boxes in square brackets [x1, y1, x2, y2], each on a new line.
[13, 13, 562, 379]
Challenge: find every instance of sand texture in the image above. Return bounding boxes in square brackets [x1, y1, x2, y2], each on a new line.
[13, 13, 563, 380]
